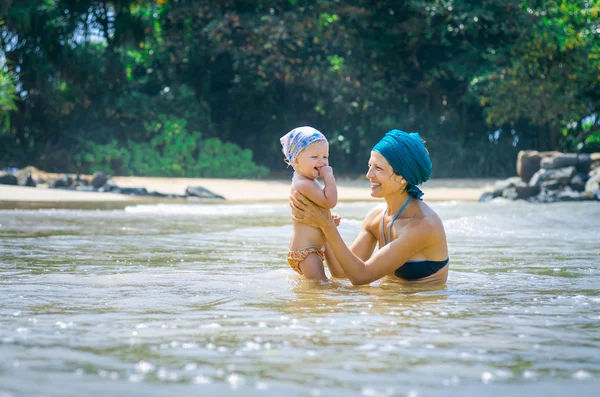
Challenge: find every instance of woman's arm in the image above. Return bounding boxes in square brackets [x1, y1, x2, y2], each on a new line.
[323, 243, 346, 278]
[349, 207, 380, 261]
[324, 208, 378, 279]
[291, 192, 432, 285]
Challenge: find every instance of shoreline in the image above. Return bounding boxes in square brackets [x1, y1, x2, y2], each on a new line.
[0, 177, 495, 209]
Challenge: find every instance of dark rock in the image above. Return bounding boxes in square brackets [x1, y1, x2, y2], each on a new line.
[186, 186, 225, 200]
[119, 187, 148, 196]
[576, 154, 592, 173]
[15, 167, 37, 187]
[493, 177, 523, 198]
[148, 191, 168, 197]
[490, 176, 540, 200]
[0, 171, 18, 185]
[516, 151, 541, 183]
[75, 174, 89, 186]
[557, 187, 587, 202]
[478, 192, 494, 202]
[540, 153, 578, 169]
[49, 175, 73, 188]
[515, 184, 540, 199]
[147, 191, 187, 199]
[91, 172, 110, 189]
[569, 173, 588, 192]
[98, 179, 119, 192]
[502, 187, 519, 200]
[11, 166, 48, 184]
[533, 189, 558, 203]
[540, 179, 561, 191]
[529, 166, 576, 187]
[528, 170, 545, 186]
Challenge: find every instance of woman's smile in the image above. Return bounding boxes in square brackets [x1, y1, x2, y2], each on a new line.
[370, 181, 381, 191]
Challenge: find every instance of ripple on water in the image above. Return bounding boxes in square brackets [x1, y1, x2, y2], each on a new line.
[0, 202, 599, 395]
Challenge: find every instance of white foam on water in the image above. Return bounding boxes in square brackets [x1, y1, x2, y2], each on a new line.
[124, 203, 288, 216]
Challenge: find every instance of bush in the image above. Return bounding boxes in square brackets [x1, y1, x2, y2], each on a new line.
[75, 116, 268, 179]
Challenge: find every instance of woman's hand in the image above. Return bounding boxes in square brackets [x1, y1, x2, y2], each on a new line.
[289, 191, 335, 229]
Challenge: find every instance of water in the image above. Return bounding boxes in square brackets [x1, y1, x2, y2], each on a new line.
[0, 200, 599, 396]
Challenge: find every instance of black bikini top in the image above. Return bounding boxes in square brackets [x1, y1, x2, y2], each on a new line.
[381, 197, 449, 280]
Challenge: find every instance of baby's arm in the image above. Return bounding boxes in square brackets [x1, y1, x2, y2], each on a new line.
[318, 166, 337, 208]
[294, 167, 337, 208]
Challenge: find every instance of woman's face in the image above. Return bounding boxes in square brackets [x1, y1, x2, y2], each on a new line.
[366, 151, 404, 198]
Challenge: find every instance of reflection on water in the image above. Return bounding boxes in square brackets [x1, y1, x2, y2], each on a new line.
[0, 200, 599, 396]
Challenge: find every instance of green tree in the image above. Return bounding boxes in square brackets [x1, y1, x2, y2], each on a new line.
[471, 0, 600, 151]
[0, 62, 17, 131]
[2, 0, 598, 178]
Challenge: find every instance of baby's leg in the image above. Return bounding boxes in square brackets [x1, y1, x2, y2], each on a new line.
[298, 253, 328, 281]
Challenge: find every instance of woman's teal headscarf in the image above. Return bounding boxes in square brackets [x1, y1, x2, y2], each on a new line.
[372, 129, 432, 200]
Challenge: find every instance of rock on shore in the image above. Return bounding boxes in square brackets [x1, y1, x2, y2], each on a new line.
[0, 167, 225, 200]
[482, 151, 600, 202]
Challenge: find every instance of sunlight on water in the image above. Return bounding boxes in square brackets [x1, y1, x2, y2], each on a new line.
[0, 201, 599, 396]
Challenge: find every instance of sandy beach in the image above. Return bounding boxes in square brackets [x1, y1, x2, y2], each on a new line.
[0, 176, 494, 209]
[111, 176, 494, 201]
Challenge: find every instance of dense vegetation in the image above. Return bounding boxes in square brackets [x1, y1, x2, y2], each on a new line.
[1, 0, 599, 178]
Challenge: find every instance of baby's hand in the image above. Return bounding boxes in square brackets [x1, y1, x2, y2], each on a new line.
[331, 213, 341, 227]
[318, 166, 334, 178]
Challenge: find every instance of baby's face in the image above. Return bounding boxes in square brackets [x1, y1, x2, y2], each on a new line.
[294, 140, 329, 179]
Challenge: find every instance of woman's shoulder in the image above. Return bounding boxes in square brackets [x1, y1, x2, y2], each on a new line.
[413, 200, 442, 225]
[364, 203, 385, 219]
[420, 200, 443, 220]
[412, 201, 447, 244]
[361, 204, 385, 231]
[415, 201, 448, 256]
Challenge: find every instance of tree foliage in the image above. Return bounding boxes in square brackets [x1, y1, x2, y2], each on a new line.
[1, 0, 599, 177]
[471, 0, 600, 151]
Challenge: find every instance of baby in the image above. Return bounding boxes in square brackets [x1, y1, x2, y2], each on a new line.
[280, 126, 338, 280]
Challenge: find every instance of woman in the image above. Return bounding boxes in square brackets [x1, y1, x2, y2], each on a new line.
[290, 129, 449, 286]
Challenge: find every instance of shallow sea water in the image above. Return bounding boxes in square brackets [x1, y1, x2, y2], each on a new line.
[0, 200, 599, 396]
